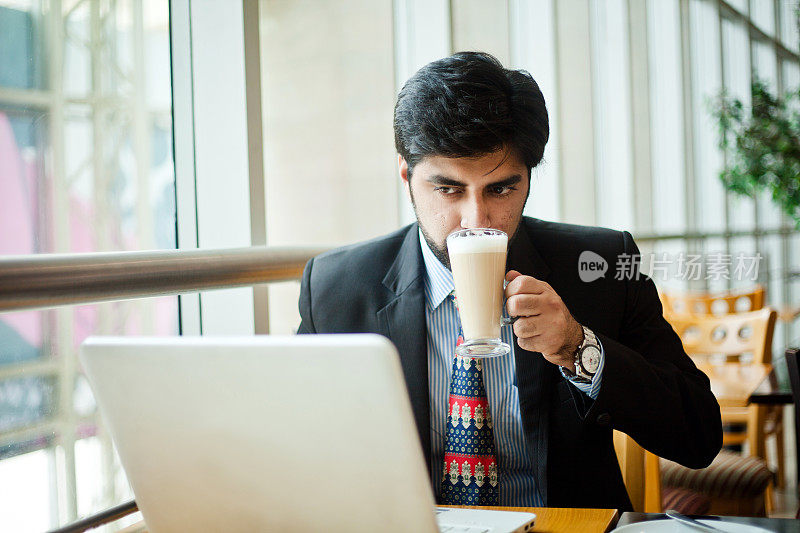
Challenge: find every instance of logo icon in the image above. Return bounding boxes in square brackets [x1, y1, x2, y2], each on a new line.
[578, 251, 608, 282]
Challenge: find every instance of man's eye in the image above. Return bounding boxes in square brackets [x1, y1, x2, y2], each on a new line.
[434, 186, 460, 195]
[491, 186, 517, 195]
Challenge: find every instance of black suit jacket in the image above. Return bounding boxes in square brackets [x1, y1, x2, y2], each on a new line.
[298, 217, 722, 510]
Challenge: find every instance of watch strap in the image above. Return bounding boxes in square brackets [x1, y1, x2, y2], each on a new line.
[573, 325, 600, 381]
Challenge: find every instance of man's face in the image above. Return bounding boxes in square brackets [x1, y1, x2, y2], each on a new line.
[400, 149, 529, 268]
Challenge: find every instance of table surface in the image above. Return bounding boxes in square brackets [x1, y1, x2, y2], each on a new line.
[750, 356, 794, 405]
[452, 506, 619, 533]
[750, 368, 793, 404]
[116, 507, 620, 533]
[525, 506, 619, 532]
[617, 512, 800, 532]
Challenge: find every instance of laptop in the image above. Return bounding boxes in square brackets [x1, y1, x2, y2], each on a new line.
[80, 334, 536, 532]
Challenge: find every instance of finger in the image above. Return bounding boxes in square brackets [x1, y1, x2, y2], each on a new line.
[505, 274, 549, 297]
[505, 270, 523, 283]
[506, 294, 542, 318]
[513, 316, 540, 338]
[516, 335, 543, 353]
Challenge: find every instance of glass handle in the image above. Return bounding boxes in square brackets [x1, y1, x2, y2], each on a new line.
[501, 280, 517, 326]
[502, 316, 518, 326]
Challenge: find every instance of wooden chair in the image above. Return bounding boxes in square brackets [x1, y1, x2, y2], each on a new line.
[660, 285, 765, 317]
[665, 307, 777, 366]
[660, 450, 771, 516]
[613, 431, 717, 515]
[665, 308, 784, 498]
[613, 431, 663, 513]
[613, 430, 771, 516]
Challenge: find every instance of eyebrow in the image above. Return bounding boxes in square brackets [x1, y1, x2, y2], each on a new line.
[425, 174, 523, 188]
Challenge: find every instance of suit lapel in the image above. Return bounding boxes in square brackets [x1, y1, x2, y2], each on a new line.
[508, 220, 555, 504]
[376, 225, 431, 475]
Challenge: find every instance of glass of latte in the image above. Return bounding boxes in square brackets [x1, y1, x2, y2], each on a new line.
[447, 228, 512, 358]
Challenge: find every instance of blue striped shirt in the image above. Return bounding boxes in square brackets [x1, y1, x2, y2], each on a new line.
[420, 231, 604, 506]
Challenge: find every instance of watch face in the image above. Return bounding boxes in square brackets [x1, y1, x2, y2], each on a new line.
[580, 345, 601, 374]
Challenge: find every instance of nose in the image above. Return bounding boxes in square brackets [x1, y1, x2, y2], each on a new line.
[460, 194, 491, 229]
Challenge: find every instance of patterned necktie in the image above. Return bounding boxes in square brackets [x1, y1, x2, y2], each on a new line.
[440, 296, 499, 505]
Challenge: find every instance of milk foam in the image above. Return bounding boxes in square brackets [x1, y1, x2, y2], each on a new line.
[447, 233, 507, 254]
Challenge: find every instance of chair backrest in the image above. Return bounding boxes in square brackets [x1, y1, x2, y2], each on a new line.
[786, 347, 800, 504]
[787, 348, 800, 400]
[660, 285, 765, 317]
[613, 430, 662, 513]
[665, 308, 777, 365]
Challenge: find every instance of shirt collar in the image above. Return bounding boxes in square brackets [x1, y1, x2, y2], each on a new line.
[419, 229, 455, 310]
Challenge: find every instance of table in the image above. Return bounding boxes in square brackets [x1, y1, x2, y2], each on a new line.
[749, 352, 798, 489]
[529, 507, 618, 532]
[749, 361, 793, 405]
[617, 511, 800, 532]
[453, 506, 619, 532]
[533, 507, 617, 532]
[115, 507, 620, 533]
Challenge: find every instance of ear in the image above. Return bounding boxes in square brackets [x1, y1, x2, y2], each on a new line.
[398, 155, 411, 196]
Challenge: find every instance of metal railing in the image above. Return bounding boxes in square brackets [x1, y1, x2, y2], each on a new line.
[48, 500, 140, 533]
[633, 226, 799, 243]
[0, 246, 324, 313]
[1, 245, 322, 532]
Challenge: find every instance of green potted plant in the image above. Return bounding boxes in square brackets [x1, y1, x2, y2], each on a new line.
[712, 79, 800, 227]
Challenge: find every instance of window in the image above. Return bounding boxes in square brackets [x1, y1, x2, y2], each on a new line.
[690, 0, 725, 234]
[259, 0, 399, 334]
[0, 1, 175, 529]
[647, 0, 687, 235]
[592, 0, 635, 232]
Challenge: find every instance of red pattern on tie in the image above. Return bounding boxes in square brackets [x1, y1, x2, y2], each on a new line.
[440, 333, 499, 505]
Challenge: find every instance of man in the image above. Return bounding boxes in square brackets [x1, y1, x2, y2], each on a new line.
[297, 52, 721, 511]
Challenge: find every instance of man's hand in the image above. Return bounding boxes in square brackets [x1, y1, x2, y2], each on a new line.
[505, 270, 584, 371]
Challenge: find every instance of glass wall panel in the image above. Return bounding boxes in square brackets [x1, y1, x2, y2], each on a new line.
[762, 235, 785, 304]
[749, 0, 776, 36]
[761, 234, 785, 358]
[783, 58, 800, 88]
[751, 39, 777, 92]
[729, 236, 762, 290]
[691, 0, 726, 233]
[451, 0, 510, 65]
[790, 233, 800, 346]
[721, 17, 756, 232]
[592, 0, 634, 232]
[704, 237, 729, 292]
[648, 0, 687, 234]
[63, 1, 92, 98]
[780, 0, 800, 52]
[650, 239, 690, 292]
[260, 0, 397, 334]
[0, 0, 176, 529]
[752, 40, 784, 229]
[0, 2, 44, 90]
[726, 0, 748, 14]
[512, 0, 561, 223]
[0, 449, 53, 531]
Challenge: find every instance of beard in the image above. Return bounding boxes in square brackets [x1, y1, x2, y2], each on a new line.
[418, 223, 452, 269]
[408, 185, 526, 271]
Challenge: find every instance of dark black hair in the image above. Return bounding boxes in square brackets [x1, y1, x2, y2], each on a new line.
[393, 51, 549, 175]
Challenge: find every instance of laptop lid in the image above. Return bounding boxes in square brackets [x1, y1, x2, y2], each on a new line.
[80, 334, 438, 532]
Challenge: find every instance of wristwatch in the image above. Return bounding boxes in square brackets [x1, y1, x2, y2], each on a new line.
[566, 325, 601, 384]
